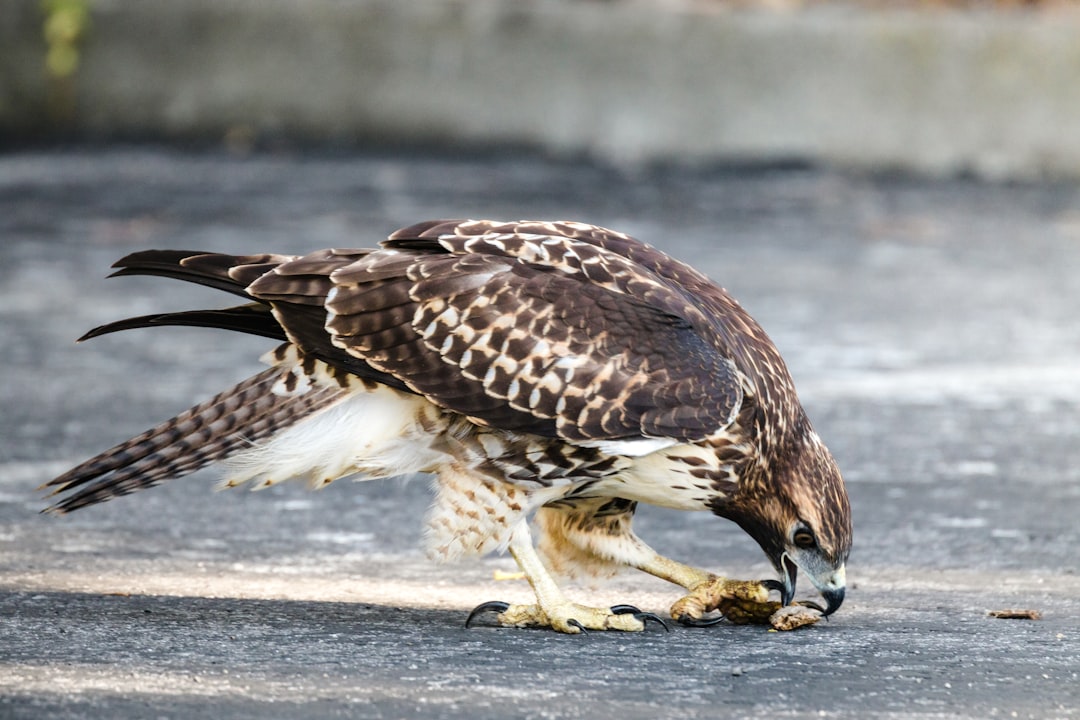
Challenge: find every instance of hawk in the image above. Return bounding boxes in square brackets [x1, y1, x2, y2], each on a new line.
[43, 219, 851, 633]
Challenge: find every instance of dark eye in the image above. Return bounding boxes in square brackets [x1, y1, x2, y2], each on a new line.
[793, 528, 817, 549]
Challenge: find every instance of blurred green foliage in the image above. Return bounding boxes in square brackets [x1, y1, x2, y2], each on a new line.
[42, 0, 90, 79]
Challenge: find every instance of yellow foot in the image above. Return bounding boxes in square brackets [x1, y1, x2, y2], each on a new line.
[670, 576, 780, 627]
[465, 600, 669, 634]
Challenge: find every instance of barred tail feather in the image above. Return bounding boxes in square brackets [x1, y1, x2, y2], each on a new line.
[41, 367, 346, 514]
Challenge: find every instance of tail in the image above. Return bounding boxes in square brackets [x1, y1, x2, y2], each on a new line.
[41, 366, 347, 513]
[43, 248, 353, 512]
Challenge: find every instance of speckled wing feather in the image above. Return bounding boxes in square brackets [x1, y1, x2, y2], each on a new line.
[396, 221, 796, 401]
[250, 220, 747, 444]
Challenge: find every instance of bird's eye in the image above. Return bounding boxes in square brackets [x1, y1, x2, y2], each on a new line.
[793, 528, 817, 549]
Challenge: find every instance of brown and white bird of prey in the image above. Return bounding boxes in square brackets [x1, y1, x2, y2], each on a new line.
[44, 219, 851, 633]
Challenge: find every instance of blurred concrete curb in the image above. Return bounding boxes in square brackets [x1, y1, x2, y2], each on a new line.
[4, 0, 1080, 179]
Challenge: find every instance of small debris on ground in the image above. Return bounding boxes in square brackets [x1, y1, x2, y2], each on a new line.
[988, 609, 1042, 620]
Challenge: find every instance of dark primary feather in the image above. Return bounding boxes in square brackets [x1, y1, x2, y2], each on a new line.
[108, 250, 292, 298]
[104, 247, 413, 394]
[79, 305, 286, 342]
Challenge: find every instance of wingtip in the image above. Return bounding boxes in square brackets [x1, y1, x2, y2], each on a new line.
[76, 321, 129, 343]
[108, 251, 154, 271]
[109, 249, 210, 268]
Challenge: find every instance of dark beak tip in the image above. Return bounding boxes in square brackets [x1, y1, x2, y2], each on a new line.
[822, 587, 846, 617]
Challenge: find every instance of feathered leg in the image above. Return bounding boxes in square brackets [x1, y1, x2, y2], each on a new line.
[532, 499, 776, 626]
[427, 466, 663, 633]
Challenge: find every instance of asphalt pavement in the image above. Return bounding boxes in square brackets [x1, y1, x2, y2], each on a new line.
[1, 148, 1078, 719]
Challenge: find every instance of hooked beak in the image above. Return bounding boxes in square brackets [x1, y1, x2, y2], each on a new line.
[817, 562, 847, 616]
[775, 555, 846, 617]
[821, 586, 845, 617]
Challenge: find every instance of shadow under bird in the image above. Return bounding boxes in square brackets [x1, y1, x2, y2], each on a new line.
[43, 219, 851, 633]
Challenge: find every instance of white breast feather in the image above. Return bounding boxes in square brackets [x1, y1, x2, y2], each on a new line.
[591, 444, 724, 511]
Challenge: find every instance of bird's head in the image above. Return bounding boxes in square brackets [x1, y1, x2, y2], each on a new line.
[715, 426, 852, 616]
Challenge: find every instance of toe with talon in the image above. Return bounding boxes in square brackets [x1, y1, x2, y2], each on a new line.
[717, 597, 781, 625]
[466, 600, 663, 633]
[610, 604, 670, 632]
[464, 600, 510, 628]
[760, 579, 786, 595]
[566, 619, 588, 634]
[670, 576, 779, 627]
[676, 613, 724, 628]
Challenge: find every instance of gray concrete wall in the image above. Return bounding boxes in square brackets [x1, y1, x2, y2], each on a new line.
[4, 0, 1080, 179]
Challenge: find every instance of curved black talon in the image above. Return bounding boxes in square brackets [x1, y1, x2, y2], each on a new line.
[464, 600, 510, 629]
[566, 618, 589, 634]
[610, 604, 671, 632]
[760, 579, 786, 595]
[676, 613, 725, 628]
